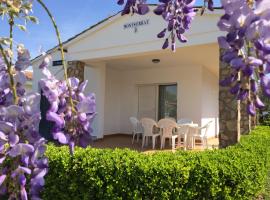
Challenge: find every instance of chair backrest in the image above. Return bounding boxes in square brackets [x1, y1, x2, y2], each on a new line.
[141, 118, 157, 136]
[164, 117, 176, 122]
[177, 118, 193, 125]
[158, 118, 178, 137]
[129, 117, 139, 130]
[129, 117, 143, 133]
[201, 121, 212, 137]
[177, 125, 189, 135]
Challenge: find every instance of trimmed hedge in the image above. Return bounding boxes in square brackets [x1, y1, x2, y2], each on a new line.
[42, 126, 270, 200]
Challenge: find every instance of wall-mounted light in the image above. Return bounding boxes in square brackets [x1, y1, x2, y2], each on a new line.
[152, 59, 160, 64]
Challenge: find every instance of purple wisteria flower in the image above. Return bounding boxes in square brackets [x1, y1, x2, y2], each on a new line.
[0, 45, 48, 200]
[0, 55, 13, 106]
[154, 0, 196, 51]
[218, 0, 270, 116]
[117, 0, 150, 15]
[39, 55, 96, 155]
[117, 0, 215, 51]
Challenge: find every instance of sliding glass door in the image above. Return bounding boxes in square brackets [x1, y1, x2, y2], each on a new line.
[158, 84, 177, 120]
[137, 84, 177, 121]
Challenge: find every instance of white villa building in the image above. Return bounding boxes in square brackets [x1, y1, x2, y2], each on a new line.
[32, 6, 223, 140]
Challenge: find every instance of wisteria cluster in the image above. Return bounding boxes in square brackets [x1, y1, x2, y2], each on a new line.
[39, 57, 96, 155]
[117, 0, 216, 51]
[1, 0, 97, 199]
[154, 0, 196, 51]
[0, 46, 48, 200]
[218, 0, 270, 116]
[117, 0, 150, 15]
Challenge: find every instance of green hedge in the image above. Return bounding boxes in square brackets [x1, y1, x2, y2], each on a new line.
[42, 126, 270, 200]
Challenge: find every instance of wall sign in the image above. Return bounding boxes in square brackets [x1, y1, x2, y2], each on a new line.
[123, 19, 150, 33]
[52, 60, 63, 66]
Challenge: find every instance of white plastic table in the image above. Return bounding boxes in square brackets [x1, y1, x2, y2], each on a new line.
[177, 123, 198, 150]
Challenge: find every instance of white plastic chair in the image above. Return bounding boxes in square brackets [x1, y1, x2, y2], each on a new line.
[176, 125, 189, 150]
[141, 118, 161, 149]
[177, 119, 193, 125]
[129, 117, 143, 144]
[165, 117, 176, 122]
[158, 118, 179, 150]
[191, 121, 212, 149]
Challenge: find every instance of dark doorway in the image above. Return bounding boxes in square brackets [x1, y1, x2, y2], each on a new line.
[39, 92, 54, 140]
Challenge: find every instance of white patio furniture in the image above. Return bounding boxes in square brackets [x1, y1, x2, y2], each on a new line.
[177, 119, 193, 150]
[129, 117, 143, 144]
[158, 118, 179, 150]
[176, 125, 189, 150]
[177, 119, 193, 125]
[177, 123, 199, 150]
[141, 118, 161, 149]
[190, 121, 212, 149]
[165, 117, 176, 122]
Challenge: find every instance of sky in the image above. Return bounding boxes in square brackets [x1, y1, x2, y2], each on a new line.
[0, 0, 221, 58]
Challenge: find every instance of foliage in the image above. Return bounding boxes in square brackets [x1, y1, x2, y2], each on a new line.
[42, 126, 270, 200]
[259, 112, 270, 126]
[258, 95, 270, 126]
[261, 171, 270, 199]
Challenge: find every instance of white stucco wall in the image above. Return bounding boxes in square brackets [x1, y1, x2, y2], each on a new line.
[32, 51, 65, 92]
[103, 64, 204, 135]
[32, 7, 221, 96]
[201, 67, 219, 138]
[84, 63, 106, 139]
[103, 64, 219, 138]
[31, 6, 221, 139]
[32, 52, 219, 139]
[66, 9, 222, 61]
[104, 67, 121, 134]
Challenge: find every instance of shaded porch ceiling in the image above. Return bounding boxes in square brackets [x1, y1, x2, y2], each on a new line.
[85, 43, 219, 76]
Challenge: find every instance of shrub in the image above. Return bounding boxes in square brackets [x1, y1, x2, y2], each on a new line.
[259, 111, 270, 126]
[42, 126, 270, 200]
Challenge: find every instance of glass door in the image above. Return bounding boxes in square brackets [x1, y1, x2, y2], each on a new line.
[158, 84, 177, 120]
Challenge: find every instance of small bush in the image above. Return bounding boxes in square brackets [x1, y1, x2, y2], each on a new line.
[42, 126, 270, 200]
[259, 111, 270, 126]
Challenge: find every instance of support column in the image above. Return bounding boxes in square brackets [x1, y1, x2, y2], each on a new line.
[240, 102, 251, 135]
[219, 55, 241, 148]
[84, 63, 106, 139]
[67, 61, 85, 82]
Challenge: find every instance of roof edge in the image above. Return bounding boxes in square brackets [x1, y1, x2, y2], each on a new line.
[31, 5, 223, 64]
